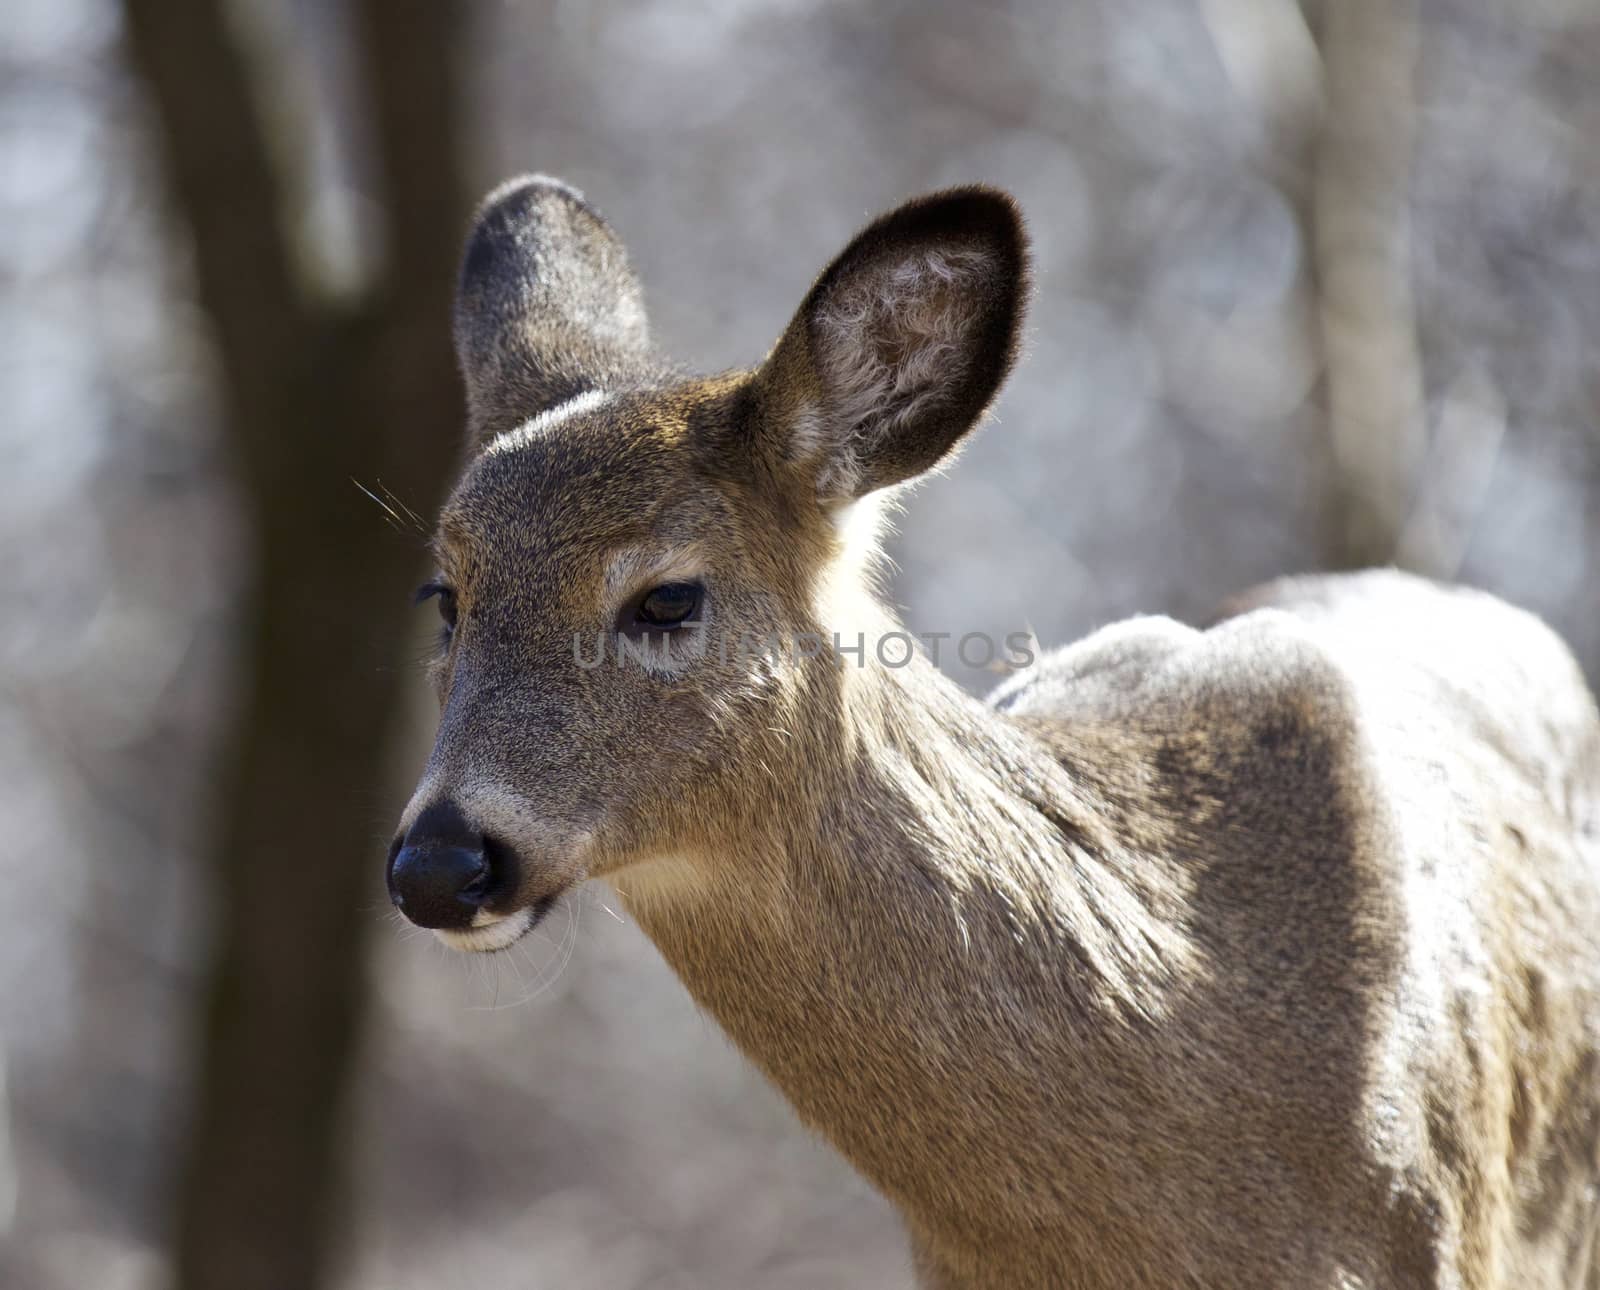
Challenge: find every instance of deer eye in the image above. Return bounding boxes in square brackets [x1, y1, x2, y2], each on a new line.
[415, 581, 458, 633]
[629, 581, 703, 631]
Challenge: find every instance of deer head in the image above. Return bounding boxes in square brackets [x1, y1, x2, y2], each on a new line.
[387, 176, 1028, 950]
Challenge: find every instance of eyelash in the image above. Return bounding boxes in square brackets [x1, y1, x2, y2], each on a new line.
[618, 580, 706, 636]
[415, 581, 458, 635]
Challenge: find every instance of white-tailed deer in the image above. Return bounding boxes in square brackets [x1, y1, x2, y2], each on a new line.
[388, 177, 1600, 1288]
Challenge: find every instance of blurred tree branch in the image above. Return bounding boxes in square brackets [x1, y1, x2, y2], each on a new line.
[1310, 0, 1429, 568]
[1395, 363, 1507, 576]
[1197, 0, 1322, 166]
[121, 2, 470, 1288]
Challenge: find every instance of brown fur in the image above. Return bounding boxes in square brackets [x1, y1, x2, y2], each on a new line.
[392, 177, 1600, 1288]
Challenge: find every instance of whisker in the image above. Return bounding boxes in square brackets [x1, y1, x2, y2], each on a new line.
[474, 896, 585, 1011]
[587, 886, 626, 924]
[376, 478, 430, 534]
[352, 477, 410, 534]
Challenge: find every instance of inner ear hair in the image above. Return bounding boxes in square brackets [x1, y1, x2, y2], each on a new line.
[810, 239, 1015, 497]
[762, 186, 1030, 506]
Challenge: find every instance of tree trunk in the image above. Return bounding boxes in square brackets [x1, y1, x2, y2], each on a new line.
[121, 2, 469, 1286]
[1311, 0, 1428, 569]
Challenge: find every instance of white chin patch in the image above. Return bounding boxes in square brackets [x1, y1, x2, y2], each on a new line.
[433, 907, 534, 953]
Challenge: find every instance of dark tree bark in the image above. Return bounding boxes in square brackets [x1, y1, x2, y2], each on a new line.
[120, 2, 470, 1287]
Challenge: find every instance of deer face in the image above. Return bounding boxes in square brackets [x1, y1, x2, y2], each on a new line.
[388, 177, 1027, 950]
[390, 383, 821, 950]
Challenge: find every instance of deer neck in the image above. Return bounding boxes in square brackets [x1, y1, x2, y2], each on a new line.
[615, 634, 1189, 1236]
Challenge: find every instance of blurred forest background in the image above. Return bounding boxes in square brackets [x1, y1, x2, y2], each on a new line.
[3, 0, 1598, 1287]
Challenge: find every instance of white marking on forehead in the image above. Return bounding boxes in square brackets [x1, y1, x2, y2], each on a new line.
[487, 388, 613, 456]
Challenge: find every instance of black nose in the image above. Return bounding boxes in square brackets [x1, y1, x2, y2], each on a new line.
[387, 801, 498, 930]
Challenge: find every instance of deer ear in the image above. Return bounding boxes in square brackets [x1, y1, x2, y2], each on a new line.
[755, 187, 1028, 503]
[454, 176, 659, 445]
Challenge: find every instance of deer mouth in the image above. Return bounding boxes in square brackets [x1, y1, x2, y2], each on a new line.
[432, 891, 559, 953]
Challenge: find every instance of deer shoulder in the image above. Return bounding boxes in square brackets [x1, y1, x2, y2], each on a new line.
[999, 573, 1600, 1288]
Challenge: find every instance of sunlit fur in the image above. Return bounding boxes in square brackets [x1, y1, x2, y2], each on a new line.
[393, 177, 1600, 1289]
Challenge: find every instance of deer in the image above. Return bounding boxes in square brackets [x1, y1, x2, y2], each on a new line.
[385, 176, 1600, 1289]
